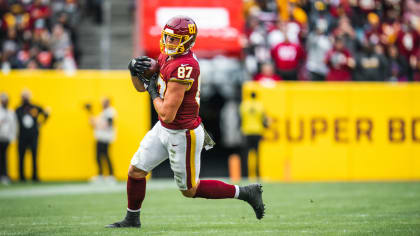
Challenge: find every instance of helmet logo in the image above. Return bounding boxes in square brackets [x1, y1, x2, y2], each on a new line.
[188, 24, 196, 34]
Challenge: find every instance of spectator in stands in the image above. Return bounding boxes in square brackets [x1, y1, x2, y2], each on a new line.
[253, 62, 282, 83]
[242, 0, 278, 75]
[253, 0, 277, 22]
[387, 44, 409, 81]
[267, 19, 286, 48]
[353, 42, 388, 81]
[267, 19, 302, 47]
[333, 15, 357, 54]
[32, 25, 51, 50]
[410, 48, 420, 81]
[383, 0, 404, 21]
[15, 43, 30, 68]
[86, 97, 117, 184]
[379, 9, 401, 51]
[307, 0, 334, 33]
[355, 0, 381, 16]
[0, 93, 16, 185]
[1, 27, 19, 70]
[364, 13, 383, 47]
[26, 58, 40, 69]
[243, 14, 271, 75]
[51, 23, 70, 63]
[57, 11, 80, 65]
[239, 0, 420, 83]
[404, 0, 420, 24]
[285, 0, 308, 27]
[396, 19, 420, 81]
[28, 0, 51, 31]
[325, 37, 355, 81]
[0, 0, 79, 70]
[306, 18, 331, 81]
[270, 23, 305, 81]
[276, 0, 308, 43]
[15, 89, 49, 182]
[2, 2, 30, 34]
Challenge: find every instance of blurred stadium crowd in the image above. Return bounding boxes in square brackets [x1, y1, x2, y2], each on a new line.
[242, 0, 420, 82]
[1, 0, 420, 82]
[0, 0, 82, 71]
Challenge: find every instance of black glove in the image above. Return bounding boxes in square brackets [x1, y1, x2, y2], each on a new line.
[128, 56, 151, 77]
[147, 73, 160, 101]
[138, 73, 151, 88]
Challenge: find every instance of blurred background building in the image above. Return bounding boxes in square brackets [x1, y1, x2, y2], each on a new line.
[1, 0, 420, 182]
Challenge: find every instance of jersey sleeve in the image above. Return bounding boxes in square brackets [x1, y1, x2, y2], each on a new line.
[157, 54, 164, 68]
[168, 62, 197, 91]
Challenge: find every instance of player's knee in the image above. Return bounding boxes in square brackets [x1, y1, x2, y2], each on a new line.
[181, 188, 197, 198]
[128, 165, 148, 178]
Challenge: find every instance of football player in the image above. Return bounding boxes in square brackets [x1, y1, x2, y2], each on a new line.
[106, 15, 265, 228]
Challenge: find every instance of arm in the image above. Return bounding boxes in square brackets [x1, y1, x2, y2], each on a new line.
[37, 106, 49, 124]
[262, 112, 270, 129]
[92, 116, 113, 129]
[89, 115, 113, 129]
[152, 81, 188, 123]
[346, 51, 356, 69]
[84, 104, 97, 128]
[10, 111, 17, 141]
[15, 107, 22, 126]
[89, 115, 97, 128]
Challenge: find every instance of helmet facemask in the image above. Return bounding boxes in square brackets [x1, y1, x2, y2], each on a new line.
[160, 29, 194, 56]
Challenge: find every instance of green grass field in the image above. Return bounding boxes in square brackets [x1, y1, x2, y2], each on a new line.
[1, 180, 420, 235]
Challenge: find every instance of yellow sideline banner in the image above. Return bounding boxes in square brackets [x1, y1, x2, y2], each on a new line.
[243, 81, 420, 181]
[0, 70, 150, 181]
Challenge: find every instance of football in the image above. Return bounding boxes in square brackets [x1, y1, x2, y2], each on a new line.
[142, 58, 159, 79]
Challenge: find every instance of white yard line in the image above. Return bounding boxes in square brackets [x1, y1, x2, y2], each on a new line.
[0, 180, 177, 198]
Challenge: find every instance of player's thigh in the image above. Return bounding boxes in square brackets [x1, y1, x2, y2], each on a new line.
[131, 123, 168, 172]
[168, 125, 204, 190]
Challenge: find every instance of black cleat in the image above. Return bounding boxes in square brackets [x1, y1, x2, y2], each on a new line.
[239, 184, 265, 220]
[105, 211, 141, 228]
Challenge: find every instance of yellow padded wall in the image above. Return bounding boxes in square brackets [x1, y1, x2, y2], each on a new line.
[1, 70, 150, 181]
[243, 82, 420, 181]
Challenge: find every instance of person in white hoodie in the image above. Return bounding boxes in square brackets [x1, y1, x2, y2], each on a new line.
[86, 97, 116, 183]
[306, 18, 332, 81]
[0, 93, 17, 185]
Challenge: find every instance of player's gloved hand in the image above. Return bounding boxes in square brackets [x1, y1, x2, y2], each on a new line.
[138, 73, 150, 89]
[128, 56, 151, 77]
[147, 73, 159, 101]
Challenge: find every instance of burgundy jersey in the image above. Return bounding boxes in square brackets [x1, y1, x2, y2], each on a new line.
[156, 51, 201, 130]
[271, 41, 305, 71]
[396, 30, 420, 59]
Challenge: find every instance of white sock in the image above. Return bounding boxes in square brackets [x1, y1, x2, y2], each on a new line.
[127, 208, 141, 213]
[234, 185, 240, 199]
